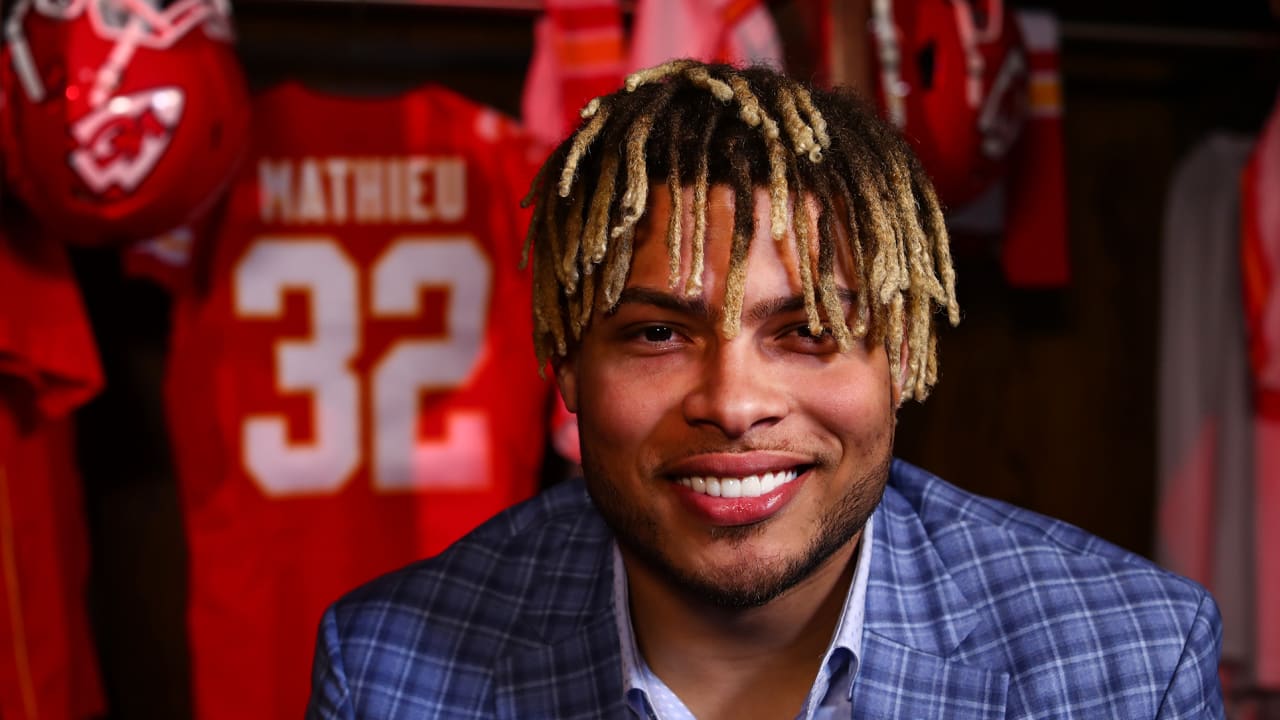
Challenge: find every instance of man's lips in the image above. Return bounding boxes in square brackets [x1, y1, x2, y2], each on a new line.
[662, 453, 814, 526]
[661, 451, 812, 480]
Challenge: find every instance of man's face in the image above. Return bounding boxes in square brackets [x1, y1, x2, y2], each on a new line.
[557, 185, 898, 609]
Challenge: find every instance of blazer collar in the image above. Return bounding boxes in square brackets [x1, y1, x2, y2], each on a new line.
[853, 485, 1010, 718]
[493, 493, 629, 720]
[495, 477, 1010, 719]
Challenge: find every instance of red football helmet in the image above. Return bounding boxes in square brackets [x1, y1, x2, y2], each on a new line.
[868, 0, 1028, 208]
[1, 0, 250, 245]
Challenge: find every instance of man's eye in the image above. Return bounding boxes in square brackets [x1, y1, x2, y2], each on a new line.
[642, 326, 674, 343]
[788, 324, 839, 352]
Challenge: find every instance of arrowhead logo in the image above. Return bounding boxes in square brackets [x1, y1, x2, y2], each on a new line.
[68, 87, 185, 195]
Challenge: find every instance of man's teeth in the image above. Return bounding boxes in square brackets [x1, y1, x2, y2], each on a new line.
[675, 470, 799, 498]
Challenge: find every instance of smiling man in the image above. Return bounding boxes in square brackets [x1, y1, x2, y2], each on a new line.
[307, 61, 1224, 719]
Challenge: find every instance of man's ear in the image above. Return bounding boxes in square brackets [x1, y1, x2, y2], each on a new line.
[552, 353, 579, 414]
[891, 339, 909, 409]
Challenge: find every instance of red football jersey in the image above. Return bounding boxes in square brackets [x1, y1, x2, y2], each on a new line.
[0, 223, 105, 720]
[164, 83, 554, 718]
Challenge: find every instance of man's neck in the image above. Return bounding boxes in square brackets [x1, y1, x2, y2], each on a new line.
[621, 534, 860, 720]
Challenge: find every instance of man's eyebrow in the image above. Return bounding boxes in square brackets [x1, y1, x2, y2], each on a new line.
[744, 287, 857, 324]
[609, 287, 715, 321]
[610, 287, 858, 324]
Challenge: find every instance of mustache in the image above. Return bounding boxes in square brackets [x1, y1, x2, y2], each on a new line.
[655, 439, 839, 468]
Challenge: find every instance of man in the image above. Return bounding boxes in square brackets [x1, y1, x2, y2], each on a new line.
[307, 60, 1224, 719]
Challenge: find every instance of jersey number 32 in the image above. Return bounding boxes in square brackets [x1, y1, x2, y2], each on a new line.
[233, 236, 493, 497]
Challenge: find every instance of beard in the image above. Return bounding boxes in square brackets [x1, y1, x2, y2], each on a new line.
[581, 444, 892, 610]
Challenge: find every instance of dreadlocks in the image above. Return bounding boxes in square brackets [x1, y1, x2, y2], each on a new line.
[523, 59, 960, 402]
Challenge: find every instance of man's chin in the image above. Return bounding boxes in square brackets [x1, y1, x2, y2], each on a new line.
[625, 536, 847, 611]
[670, 564, 809, 610]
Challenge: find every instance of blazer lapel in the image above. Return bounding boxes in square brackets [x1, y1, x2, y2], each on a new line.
[853, 490, 1010, 719]
[493, 612, 629, 720]
[492, 521, 629, 720]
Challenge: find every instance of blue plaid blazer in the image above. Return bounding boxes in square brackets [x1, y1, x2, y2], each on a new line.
[307, 460, 1224, 719]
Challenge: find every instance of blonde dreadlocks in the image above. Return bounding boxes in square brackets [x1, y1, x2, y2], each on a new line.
[522, 60, 960, 402]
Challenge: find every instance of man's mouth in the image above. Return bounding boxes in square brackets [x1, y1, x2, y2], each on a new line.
[673, 468, 800, 498]
[666, 462, 813, 526]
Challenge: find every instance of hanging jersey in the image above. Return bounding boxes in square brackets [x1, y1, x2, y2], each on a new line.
[164, 83, 552, 718]
[0, 222, 105, 720]
[1155, 134, 1254, 679]
[627, 0, 784, 72]
[1001, 9, 1069, 289]
[1241, 89, 1280, 690]
[521, 0, 625, 146]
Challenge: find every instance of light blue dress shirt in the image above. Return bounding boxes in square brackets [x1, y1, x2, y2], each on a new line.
[613, 514, 874, 720]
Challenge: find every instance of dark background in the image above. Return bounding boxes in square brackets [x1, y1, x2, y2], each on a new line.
[65, 1, 1280, 717]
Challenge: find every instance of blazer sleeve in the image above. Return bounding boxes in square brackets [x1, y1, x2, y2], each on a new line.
[1155, 589, 1226, 719]
[306, 607, 355, 720]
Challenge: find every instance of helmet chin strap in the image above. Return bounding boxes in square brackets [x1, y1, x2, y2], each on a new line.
[88, 0, 218, 107]
[90, 12, 144, 107]
[5, 0, 46, 102]
[869, 0, 906, 128]
[952, 0, 1004, 109]
[976, 47, 1026, 159]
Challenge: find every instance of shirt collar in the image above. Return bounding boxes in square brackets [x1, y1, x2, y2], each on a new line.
[612, 513, 876, 717]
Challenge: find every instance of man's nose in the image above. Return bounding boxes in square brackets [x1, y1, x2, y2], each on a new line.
[681, 341, 787, 439]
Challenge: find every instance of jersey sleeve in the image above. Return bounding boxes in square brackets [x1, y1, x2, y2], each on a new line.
[0, 226, 102, 420]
